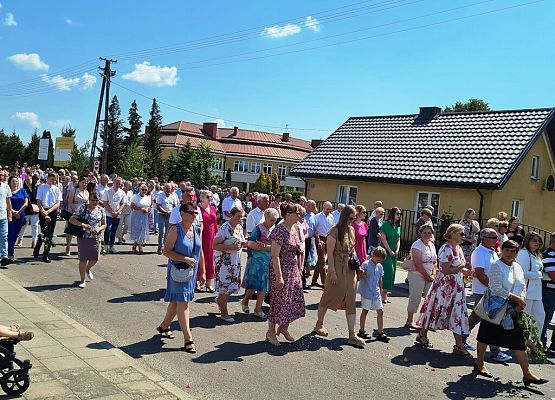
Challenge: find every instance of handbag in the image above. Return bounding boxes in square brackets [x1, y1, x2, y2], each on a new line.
[474, 263, 516, 325]
[63, 206, 88, 238]
[169, 227, 197, 283]
[61, 209, 73, 221]
[402, 255, 416, 271]
[347, 229, 360, 271]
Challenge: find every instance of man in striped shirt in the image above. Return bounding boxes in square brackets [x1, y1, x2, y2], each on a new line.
[541, 232, 555, 356]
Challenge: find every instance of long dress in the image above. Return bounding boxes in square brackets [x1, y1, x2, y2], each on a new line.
[268, 223, 306, 325]
[214, 221, 244, 294]
[8, 189, 28, 256]
[459, 219, 479, 262]
[164, 224, 202, 302]
[242, 223, 273, 292]
[130, 194, 151, 244]
[417, 243, 469, 335]
[380, 221, 400, 290]
[199, 204, 218, 281]
[352, 220, 368, 263]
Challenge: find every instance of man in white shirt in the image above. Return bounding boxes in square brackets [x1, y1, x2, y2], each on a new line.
[331, 203, 345, 225]
[0, 170, 13, 266]
[33, 173, 63, 263]
[222, 187, 242, 221]
[169, 187, 203, 227]
[246, 194, 269, 235]
[101, 177, 125, 253]
[465, 228, 512, 363]
[116, 181, 133, 244]
[311, 201, 335, 287]
[156, 183, 179, 254]
[97, 174, 110, 197]
[210, 185, 220, 207]
[369, 200, 383, 220]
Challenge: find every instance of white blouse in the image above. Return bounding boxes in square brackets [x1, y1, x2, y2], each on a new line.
[516, 249, 543, 300]
[488, 259, 526, 299]
[410, 239, 437, 274]
[131, 194, 151, 210]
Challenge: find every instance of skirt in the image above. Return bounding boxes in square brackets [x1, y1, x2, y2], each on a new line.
[77, 237, 100, 261]
[477, 318, 526, 351]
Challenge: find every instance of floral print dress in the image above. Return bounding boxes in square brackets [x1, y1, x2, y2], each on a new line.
[416, 243, 470, 335]
[214, 221, 245, 294]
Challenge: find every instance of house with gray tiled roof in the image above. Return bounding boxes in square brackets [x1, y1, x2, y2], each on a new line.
[291, 106, 555, 229]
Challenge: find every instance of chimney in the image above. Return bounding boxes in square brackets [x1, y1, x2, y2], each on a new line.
[282, 132, 290, 142]
[310, 139, 323, 148]
[416, 106, 441, 121]
[203, 122, 219, 139]
[233, 126, 238, 136]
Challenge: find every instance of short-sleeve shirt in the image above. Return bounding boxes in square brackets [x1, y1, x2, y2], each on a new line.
[314, 212, 335, 237]
[222, 196, 242, 220]
[410, 239, 437, 275]
[358, 260, 383, 300]
[156, 191, 179, 213]
[0, 182, 12, 220]
[169, 205, 203, 226]
[131, 194, 151, 210]
[542, 248, 555, 285]
[36, 183, 63, 208]
[101, 188, 125, 213]
[471, 244, 499, 294]
[75, 204, 106, 239]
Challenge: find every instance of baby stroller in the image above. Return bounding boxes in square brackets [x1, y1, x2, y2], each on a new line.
[0, 338, 32, 396]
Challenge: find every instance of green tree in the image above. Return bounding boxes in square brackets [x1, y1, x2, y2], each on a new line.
[118, 143, 151, 180]
[144, 98, 164, 177]
[125, 100, 142, 147]
[271, 172, 280, 193]
[252, 170, 267, 192]
[190, 142, 219, 188]
[67, 141, 91, 174]
[99, 96, 125, 174]
[1, 131, 24, 166]
[22, 131, 40, 165]
[166, 140, 193, 182]
[444, 98, 490, 113]
[0, 130, 8, 164]
[61, 126, 76, 138]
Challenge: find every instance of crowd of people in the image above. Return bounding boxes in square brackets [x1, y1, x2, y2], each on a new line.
[0, 163, 553, 386]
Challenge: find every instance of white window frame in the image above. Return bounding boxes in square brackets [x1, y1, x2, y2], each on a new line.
[531, 155, 540, 180]
[250, 162, 261, 174]
[212, 158, 224, 171]
[233, 160, 249, 173]
[511, 200, 523, 221]
[337, 185, 358, 205]
[278, 165, 287, 181]
[414, 191, 441, 220]
[263, 163, 273, 175]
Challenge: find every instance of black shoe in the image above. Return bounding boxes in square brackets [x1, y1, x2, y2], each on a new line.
[43, 256, 51, 263]
[375, 332, 390, 343]
[33, 251, 39, 258]
[357, 330, 370, 339]
[0, 258, 9, 266]
[545, 348, 555, 357]
[472, 363, 493, 378]
[523, 376, 548, 387]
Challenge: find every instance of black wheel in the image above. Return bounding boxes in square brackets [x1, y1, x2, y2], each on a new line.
[1, 370, 30, 396]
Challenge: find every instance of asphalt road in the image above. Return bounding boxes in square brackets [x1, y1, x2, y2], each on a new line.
[2, 226, 554, 400]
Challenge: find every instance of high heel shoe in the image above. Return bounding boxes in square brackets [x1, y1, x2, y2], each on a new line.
[265, 333, 280, 347]
[472, 363, 493, 378]
[523, 376, 549, 387]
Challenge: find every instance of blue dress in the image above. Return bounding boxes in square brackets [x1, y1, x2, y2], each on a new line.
[164, 224, 202, 302]
[242, 224, 273, 292]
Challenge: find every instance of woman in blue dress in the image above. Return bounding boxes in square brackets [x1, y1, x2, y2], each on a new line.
[240, 208, 279, 318]
[157, 202, 205, 353]
[7, 176, 28, 262]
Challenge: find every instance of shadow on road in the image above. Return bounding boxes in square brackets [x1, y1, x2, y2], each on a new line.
[442, 372, 544, 399]
[107, 288, 166, 303]
[25, 282, 80, 292]
[391, 345, 475, 369]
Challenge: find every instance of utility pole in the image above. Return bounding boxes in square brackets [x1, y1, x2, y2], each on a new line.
[89, 57, 116, 174]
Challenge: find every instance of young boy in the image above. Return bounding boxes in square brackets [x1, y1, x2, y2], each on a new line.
[358, 247, 390, 342]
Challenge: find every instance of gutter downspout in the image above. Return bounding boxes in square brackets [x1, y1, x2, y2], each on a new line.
[301, 177, 308, 197]
[476, 187, 484, 220]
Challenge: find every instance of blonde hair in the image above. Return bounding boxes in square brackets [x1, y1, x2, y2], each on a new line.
[444, 223, 465, 240]
[355, 204, 366, 215]
[486, 218, 499, 229]
[497, 211, 508, 221]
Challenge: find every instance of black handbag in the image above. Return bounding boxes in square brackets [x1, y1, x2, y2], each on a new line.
[347, 229, 360, 271]
[64, 207, 88, 237]
[61, 209, 73, 221]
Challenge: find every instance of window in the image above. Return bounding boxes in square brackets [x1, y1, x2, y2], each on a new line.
[278, 165, 287, 180]
[511, 200, 523, 220]
[263, 163, 273, 175]
[531, 155, 540, 180]
[233, 160, 249, 173]
[414, 191, 440, 220]
[212, 158, 224, 170]
[251, 162, 261, 174]
[337, 185, 357, 205]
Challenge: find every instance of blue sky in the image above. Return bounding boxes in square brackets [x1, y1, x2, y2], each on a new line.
[1, 0, 554, 146]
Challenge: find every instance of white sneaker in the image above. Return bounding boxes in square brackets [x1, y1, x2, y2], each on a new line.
[87, 271, 94, 281]
[219, 315, 235, 323]
[78, 282, 86, 288]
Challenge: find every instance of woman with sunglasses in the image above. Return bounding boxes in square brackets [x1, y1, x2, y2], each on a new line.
[65, 177, 89, 256]
[69, 191, 106, 288]
[516, 232, 545, 335]
[157, 202, 204, 353]
[379, 207, 402, 303]
[352, 205, 368, 264]
[130, 184, 152, 254]
[198, 190, 218, 292]
[313, 205, 365, 349]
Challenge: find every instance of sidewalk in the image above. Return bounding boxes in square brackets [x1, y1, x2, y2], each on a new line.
[0, 272, 191, 400]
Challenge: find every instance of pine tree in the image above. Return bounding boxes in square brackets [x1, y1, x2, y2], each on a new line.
[263, 172, 272, 193]
[0, 130, 8, 164]
[271, 172, 280, 193]
[118, 143, 151, 179]
[166, 140, 192, 182]
[1, 131, 24, 166]
[61, 126, 76, 137]
[22, 131, 40, 165]
[191, 142, 219, 188]
[144, 98, 164, 177]
[126, 100, 142, 147]
[67, 141, 91, 174]
[99, 96, 125, 174]
[253, 170, 267, 192]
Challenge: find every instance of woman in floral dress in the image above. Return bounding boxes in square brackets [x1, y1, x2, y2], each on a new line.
[459, 208, 480, 262]
[416, 224, 473, 358]
[265, 203, 306, 346]
[213, 206, 246, 323]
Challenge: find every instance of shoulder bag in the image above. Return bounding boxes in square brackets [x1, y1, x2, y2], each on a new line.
[474, 264, 516, 325]
[169, 226, 197, 283]
[63, 206, 88, 238]
[347, 228, 360, 271]
[402, 254, 415, 271]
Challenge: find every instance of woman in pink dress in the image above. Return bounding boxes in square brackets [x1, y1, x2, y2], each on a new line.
[352, 205, 368, 263]
[198, 190, 218, 292]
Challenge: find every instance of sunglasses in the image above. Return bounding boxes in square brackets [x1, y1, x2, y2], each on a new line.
[141, 189, 147, 192]
[183, 210, 198, 215]
[483, 236, 498, 240]
[395, 212, 402, 216]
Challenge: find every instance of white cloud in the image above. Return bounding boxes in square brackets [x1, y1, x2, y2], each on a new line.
[41, 72, 97, 91]
[65, 17, 73, 24]
[0, 3, 3, 10]
[3, 12, 17, 26]
[48, 119, 71, 129]
[305, 16, 320, 32]
[213, 119, 226, 128]
[262, 23, 301, 38]
[12, 112, 40, 129]
[122, 61, 178, 86]
[8, 53, 50, 71]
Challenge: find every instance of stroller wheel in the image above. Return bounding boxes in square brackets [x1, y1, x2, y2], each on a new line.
[1, 370, 30, 396]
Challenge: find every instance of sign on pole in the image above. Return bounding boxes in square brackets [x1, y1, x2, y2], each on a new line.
[38, 138, 50, 161]
[93, 160, 100, 173]
[54, 137, 74, 167]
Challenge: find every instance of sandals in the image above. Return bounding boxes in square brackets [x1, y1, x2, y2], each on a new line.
[206, 287, 215, 293]
[453, 345, 474, 358]
[156, 326, 175, 339]
[375, 332, 390, 343]
[416, 334, 433, 348]
[404, 323, 420, 329]
[16, 331, 34, 341]
[277, 328, 295, 342]
[183, 341, 196, 353]
[9, 324, 21, 332]
[473, 363, 493, 378]
[265, 333, 281, 347]
[253, 310, 267, 319]
[357, 329, 371, 339]
[347, 336, 365, 349]
[241, 303, 250, 314]
[312, 326, 329, 337]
